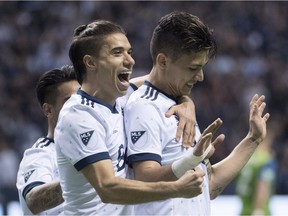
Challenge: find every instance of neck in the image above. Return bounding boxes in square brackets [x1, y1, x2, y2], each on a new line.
[47, 129, 54, 139]
[81, 83, 116, 107]
[148, 67, 171, 96]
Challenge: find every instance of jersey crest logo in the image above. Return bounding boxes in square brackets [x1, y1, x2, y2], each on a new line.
[24, 169, 35, 183]
[131, 131, 146, 144]
[80, 130, 94, 145]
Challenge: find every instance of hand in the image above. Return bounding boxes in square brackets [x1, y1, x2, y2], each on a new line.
[165, 96, 196, 148]
[193, 118, 225, 159]
[247, 94, 270, 144]
[175, 167, 205, 198]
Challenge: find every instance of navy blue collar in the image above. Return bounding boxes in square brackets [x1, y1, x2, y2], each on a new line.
[144, 81, 178, 102]
[77, 89, 118, 113]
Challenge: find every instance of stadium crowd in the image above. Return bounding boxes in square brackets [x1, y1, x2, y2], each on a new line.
[0, 1, 287, 207]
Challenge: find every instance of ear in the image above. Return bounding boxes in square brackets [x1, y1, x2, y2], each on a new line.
[83, 55, 97, 69]
[156, 53, 167, 70]
[42, 103, 54, 118]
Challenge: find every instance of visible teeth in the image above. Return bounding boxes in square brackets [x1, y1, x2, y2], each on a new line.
[118, 72, 130, 82]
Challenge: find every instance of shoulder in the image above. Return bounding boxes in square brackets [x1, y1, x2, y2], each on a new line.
[32, 137, 54, 148]
[21, 137, 55, 161]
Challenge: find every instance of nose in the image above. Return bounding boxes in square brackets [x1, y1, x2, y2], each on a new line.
[196, 70, 204, 82]
[124, 53, 135, 68]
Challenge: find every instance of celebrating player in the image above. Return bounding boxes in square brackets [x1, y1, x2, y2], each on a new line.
[124, 11, 270, 215]
[54, 19, 207, 215]
[16, 66, 80, 215]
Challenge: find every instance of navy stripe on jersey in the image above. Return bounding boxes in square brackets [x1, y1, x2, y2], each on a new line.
[141, 81, 177, 102]
[77, 89, 119, 114]
[127, 153, 161, 167]
[129, 82, 138, 91]
[74, 152, 111, 171]
[22, 181, 45, 199]
[34, 137, 54, 148]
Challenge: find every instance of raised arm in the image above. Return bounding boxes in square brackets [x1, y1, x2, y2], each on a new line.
[208, 94, 270, 199]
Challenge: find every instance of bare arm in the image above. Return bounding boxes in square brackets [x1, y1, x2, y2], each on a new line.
[81, 159, 204, 204]
[25, 181, 63, 214]
[209, 94, 270, 199]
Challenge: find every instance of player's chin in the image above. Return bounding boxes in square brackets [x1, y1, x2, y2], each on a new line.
[183, 85, 193, 95]
[116, 84, 129, 97]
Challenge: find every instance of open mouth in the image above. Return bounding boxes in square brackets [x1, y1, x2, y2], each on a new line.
[118, 72, 130, 82]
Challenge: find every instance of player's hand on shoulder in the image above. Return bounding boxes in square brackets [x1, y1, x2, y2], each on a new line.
[165, 96, 196, 149]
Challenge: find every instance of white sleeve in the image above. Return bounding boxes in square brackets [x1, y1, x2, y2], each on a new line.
[55, 107, 109, 169]
[124, 100, 163, 165]
[16, 146, 56, 198]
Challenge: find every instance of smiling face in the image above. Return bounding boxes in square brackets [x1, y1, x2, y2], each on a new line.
[86, 33, 135, 105]
[163, 50, 209, 97]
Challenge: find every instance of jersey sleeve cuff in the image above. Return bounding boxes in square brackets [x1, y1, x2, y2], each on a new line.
[127, 153, 161, 167]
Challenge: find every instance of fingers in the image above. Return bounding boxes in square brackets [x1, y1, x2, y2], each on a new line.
[193, 167, 205, 177]
[193, 132, 212, 156]
[182, 118, 192, 146]
[175, 119, 185, 142]
[213, 134, 225, 147]
[166, 107, 196, 146]
[263, 113, 270, 122]
[165, 107, 174, 118]
[202, 118, 223, 137]
[187, 129, 196, 146]
[250, 94, 270, 120]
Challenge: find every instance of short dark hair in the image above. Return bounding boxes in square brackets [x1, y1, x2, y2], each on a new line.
[36, 65, 76, 106]
[150, 11, 217, 64]
[69, 20, 126, 84]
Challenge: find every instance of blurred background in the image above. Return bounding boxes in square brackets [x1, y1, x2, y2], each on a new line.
[0, 1, 287, 215]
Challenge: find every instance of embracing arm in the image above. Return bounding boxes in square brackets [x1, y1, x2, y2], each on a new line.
[81, 159, 203, 204]
[25, 181, 63, 214]
[208, 94, 270, 199]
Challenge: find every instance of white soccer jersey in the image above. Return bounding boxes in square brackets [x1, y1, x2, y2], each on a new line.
[16, 137, 63, 215]
[55, 88, 134, 215]
[124, 81, 211, 216]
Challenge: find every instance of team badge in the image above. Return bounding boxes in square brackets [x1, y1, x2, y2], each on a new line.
[80, 130, 94, 145]
[131, 131, 146, 144]
[24, 169, 35, 183]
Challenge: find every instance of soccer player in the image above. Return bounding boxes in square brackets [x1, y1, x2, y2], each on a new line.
[16, 66, 80, 215]
[54, 19, 209, 215]
[124, 11, 270, 215]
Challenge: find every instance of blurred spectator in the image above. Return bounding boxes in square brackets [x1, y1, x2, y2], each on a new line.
[0, 129, 19, 214]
